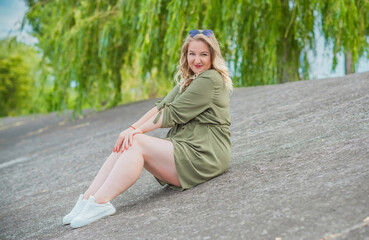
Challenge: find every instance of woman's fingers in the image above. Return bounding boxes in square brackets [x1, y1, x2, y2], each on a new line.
[113, 129, 136, 153]
[121, 135, 129, 153]
[115, 134, 124, 152]
[121, 132, 133, 153]
[118, 130, 130, 150]
[128, 132, 133, 147]
[121, 135, 127, 153]
[114, 140, 119, 152]
[113, 139, 118, 152]
[119, 130, 143, 153]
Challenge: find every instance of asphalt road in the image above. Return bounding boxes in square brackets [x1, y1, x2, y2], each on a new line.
[0, 72, 368, 240]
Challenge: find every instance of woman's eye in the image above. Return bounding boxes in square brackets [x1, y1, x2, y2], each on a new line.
[201, 54, 208, 56]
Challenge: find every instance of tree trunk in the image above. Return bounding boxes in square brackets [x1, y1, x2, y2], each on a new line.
[113, 67, 122, 106]
[345, 51, 354, 75]
[277, 37, 300, 83]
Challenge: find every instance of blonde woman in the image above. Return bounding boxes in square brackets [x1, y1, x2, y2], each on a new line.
[63, 29, 233, 228]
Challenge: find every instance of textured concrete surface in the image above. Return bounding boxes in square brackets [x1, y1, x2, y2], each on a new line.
[0, 72, 368, 240]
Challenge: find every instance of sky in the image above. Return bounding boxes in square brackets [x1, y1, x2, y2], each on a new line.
[0, 0, 38, 45]
[1, 0, 368, 80]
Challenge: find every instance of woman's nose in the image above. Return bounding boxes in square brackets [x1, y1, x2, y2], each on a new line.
[194, 56, 201, 64]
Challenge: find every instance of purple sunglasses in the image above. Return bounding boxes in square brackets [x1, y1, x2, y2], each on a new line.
[189, 29, 214, 38]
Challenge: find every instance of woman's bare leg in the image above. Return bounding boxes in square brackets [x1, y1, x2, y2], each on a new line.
[93, 134, 180, 204]
[82, 152, 121, 200]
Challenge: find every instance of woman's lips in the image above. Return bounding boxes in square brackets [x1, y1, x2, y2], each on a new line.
[194, 65, 202, 68]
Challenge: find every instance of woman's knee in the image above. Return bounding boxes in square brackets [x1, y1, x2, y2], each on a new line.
[132, 134, 147, 149]
[121, 134, 146, 156]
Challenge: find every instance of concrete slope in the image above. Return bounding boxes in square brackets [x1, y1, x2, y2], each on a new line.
[0, 72, 368, 240]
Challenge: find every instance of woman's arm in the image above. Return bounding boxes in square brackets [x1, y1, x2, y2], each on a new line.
[114, 106, 158, 152]
[130, 107, 158, 129]
[129, 84, 179, 130]
[120, 109, 164, 152]
[115, 85, 179, 152]
[137, 108, 164, 133]
[153, 75, 214, 128]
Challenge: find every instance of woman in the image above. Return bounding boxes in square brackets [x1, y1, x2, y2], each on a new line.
[63, 29, 233, 228]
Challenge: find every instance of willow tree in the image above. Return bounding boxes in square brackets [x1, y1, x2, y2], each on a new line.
[22, 0, 369, 117]
[319, 0, 369, 74]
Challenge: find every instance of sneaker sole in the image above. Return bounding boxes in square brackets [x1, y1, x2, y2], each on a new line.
[63, 213, 80, 225]
[70, 207, 116, 228]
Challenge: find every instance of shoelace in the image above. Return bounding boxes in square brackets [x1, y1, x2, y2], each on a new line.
[77, 202, 91, 217]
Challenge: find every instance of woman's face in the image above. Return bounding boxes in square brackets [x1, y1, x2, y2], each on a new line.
[187, 40, 212, 74]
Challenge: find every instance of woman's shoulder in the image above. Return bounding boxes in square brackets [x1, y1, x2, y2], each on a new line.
[197, 69, 223, 84]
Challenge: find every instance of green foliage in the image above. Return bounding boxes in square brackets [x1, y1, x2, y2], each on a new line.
[319, 0, 369, 71]
[19, 0, 369, 117]
[0, 37, 42, 117]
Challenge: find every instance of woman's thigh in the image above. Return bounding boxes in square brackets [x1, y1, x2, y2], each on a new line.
[133, 134, 181, 187]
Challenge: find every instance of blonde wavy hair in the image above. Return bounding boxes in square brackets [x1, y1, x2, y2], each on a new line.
[174, 30, 233, 92]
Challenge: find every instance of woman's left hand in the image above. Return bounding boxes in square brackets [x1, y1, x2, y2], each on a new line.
[121, 128, 143, 152]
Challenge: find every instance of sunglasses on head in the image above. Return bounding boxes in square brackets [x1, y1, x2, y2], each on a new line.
[189, 29, 214, 38]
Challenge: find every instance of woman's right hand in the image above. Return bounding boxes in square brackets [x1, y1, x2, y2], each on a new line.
[113, 128, 133, 152]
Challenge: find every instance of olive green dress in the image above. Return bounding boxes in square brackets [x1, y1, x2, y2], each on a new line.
[153, 69, 231, 190]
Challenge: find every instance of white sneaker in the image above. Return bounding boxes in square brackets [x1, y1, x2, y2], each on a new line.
[63, 194, 87, 225]
[70, 195, 116, 228]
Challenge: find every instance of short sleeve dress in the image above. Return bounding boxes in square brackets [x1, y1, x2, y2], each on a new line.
[153, 69, 231, 190]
